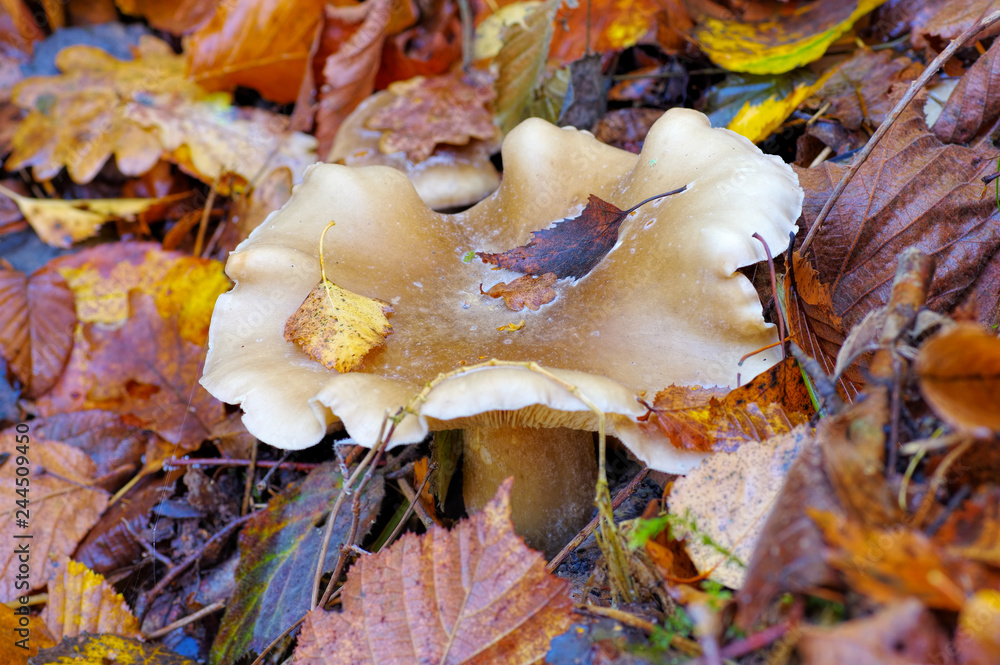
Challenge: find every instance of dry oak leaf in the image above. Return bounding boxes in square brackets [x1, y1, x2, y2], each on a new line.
[0, 265, 75, 398]
[32, 633, 196, 665]
[367, 71, 498, 163]
[184, 0, 327, 103]
[293, 478, 573, 665]
[4, 36, 205, 183]
[0, 430, 110, 602]
[284, 280, 394, 373]
[36, 292, 226, 452]
[795, 92, 1000, 336]
[915, 323, 1000, 432]
[481, 272, 558, 312]
[0, 182, 189, 248]
[686, 0, 887, 74]
[642, 356, 813, 453]
[123, 102, 317, 187]
[478, 191, 684, 279]
[42, 558, 141, 641]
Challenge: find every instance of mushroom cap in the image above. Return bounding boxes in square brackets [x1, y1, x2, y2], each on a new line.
[201, 109, 802, 473]
[329, 91, 501, 211]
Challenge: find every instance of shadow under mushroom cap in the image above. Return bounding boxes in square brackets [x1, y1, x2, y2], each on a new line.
[200, 108, 803, 473]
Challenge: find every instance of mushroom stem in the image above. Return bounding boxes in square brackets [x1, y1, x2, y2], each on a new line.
[462, 425, 597, 557]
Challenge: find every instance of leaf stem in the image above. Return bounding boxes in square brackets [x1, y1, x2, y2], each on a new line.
[622, 186, 687, 216]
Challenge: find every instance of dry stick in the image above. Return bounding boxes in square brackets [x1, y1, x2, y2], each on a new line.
[164, 457, 320, 472]
[395, 477, 436, 529]
[318, 428, 393, 610]
[798, 8, 1000, 257]
[193, 181, 217, 258]
[546, 466, 649, 573]
[380, 469, 436, 552]
[752, 232, 786, 359]
[241, 438, 258, 516]
[143, 601, 226, 640]
[579, 605, 702, 657]
[310, 441, 383, 609]
[250, 614, 308, 665]
[138, 513, 253, 620]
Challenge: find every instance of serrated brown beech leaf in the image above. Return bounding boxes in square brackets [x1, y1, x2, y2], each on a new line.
[796, 94, 1000, 334]
[293, 479, 573, 665]
[478, 191, 683, 279]
[0, 265, 75, 398]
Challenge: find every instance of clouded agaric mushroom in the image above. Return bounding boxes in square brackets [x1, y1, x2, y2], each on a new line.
[201, 109, 802, 555]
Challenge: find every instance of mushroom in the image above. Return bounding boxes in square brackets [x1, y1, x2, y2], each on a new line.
[201, 109, 802, 554]
[328, 89, 500, 211]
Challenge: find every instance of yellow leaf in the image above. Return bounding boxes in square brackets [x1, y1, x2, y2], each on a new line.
[284, 279, 393, 373]
[692, 0, 887, 75]
[727, 70, 834, 143]
[42, 559, 141, 641]
[0, 183, 188, 249]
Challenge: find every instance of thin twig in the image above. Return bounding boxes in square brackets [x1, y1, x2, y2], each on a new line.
[578, 605, 702, 657]
[122, 519, 173, 568]
[193, 181, 217, 258]
[546, 467, 650, 573]
[256, 449, 292, 492]
[380, 468, 436, 552]
[138, 513, 252, 620]
[396, 478, 435, 529]
[242, 438, 258, 516]
[142, 601, 226, 640]
[163, 457, 320, 472]
[799, 9, 1000, 256]
[311, 442, 382, 609]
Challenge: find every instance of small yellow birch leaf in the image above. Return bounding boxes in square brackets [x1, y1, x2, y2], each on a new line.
[0, 183, 188, 248]
[284, 279, 393, 373]
[41, 558, 141, 641]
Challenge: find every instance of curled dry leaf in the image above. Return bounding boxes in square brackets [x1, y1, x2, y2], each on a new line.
[492, 0, 558, 134]
[0, 265, 75, 398]
[284, 280, 394, 373]
[643, 357, 814, 453]
[0, 430, 110, 600]
[915, 322, 1000, 432]
[481, 272, 558, 312]
[0, 183, 189, 248]
[42, 558, 141, 641]
[932, 37, 1000, 145]
[366, 71, 498, 163]
[293, 479, 573, 665]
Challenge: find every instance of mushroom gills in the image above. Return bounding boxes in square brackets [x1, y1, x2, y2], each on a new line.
[462, 425, 597, 558]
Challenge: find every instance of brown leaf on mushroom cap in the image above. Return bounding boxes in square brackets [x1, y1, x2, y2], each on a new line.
[366, 71, 498, 163]
[481, 272, 558, 312]
[478, 193, 678, 279]
[201, 110, 802, 472]
[284, 279, 393, 373]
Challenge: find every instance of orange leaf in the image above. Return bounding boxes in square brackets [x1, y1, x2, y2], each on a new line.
[0, 431, 110, 600]
[293, 479, 573, 664]
[37, 292, 226, 452]
[481, 272, 558, 312]
[42, 558, 141, 641]
[185, 0, 327, 103]
[915, 323, 1000, 432]
[0, 265, 75, 398]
